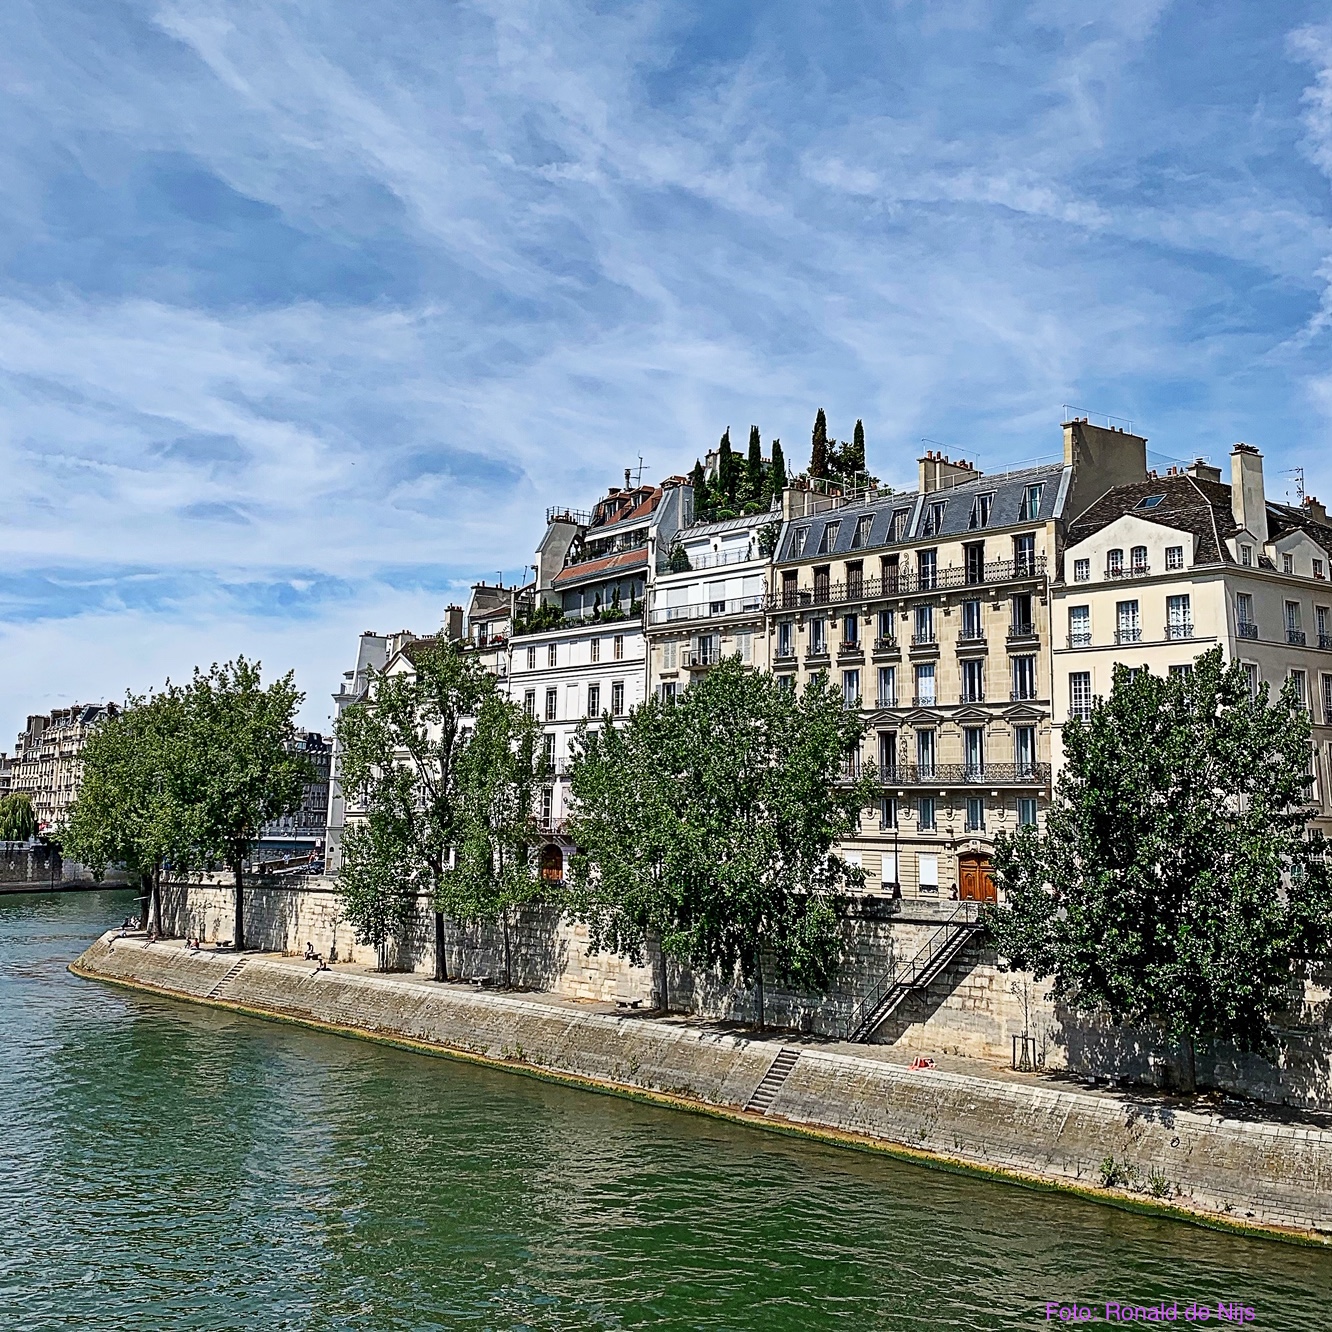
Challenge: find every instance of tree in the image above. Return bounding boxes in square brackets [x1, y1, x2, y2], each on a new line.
[444, 692, 545, 985]
[567, 659, 876, 1025]
[181, 658, 309, 950]
[335, 639, 532, 979]
[0, 792, 37, 843]
[745, 425, 764, 508]
[770, 439, 787, 496]
[667, 543, 692, 573]
[985, 649, 1332, 1090]
[63, 689, 200, 933]
[810, 408, 829, 481]
[846, 419, 866, 480]
[717, 428, 740, 513]
[689, 459, 711, 523]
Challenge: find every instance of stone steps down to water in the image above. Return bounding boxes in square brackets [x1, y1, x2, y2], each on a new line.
[72, 932, 1332, 1241]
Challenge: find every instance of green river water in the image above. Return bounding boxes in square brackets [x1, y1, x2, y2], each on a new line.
[3, 889, 1329, 1330]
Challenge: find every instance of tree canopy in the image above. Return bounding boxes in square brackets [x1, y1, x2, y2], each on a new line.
[986, 649, 1332, 1081]
[567, 658, 875, 1020]
[0, 792, 37, 843]
[809, 408, 829, 480]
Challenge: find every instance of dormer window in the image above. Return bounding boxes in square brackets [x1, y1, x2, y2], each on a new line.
[793, 527, 809, 556]
[923, 501, 947, 537]
[969, 494, 993, 530]
[818, 521, 841, 554]
[850, 514, 873, 550]
[1316, 559, 1326, 581]
[1019, 483, 1044, 521]
[1165, 545, 1184, 571]
[1283, 553, 1294, 575]
[891, 509, 910, 541]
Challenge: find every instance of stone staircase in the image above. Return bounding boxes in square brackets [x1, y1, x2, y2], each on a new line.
[209, 957, 249, 1001]
[744, 1047, 800, 1114]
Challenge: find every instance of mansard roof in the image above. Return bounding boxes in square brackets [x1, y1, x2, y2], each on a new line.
[1065, 474, 1238, 564]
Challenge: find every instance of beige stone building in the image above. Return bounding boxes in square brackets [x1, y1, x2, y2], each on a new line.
[10, 703, 119, 832]
[1055, 442, 1332, 835]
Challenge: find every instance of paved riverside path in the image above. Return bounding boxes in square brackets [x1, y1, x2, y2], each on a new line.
[74, 933, 1332, 1242]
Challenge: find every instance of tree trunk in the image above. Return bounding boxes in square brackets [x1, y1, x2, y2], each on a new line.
[754, 960, 765, 1032]
[434, 910, 447, 982]
[502, 907, 512, 989]
[648, 929, 668, 1014]
[150, 862, 163, 938]
[1178, 1035, 1197, 1095]
[233, 859, 245, 951]
[138, 873, 152, 933]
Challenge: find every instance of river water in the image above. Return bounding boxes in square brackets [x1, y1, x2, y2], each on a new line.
[3, 890, 1329, 1330]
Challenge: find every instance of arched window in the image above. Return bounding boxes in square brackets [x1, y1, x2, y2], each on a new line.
[1106, 548, 1124, 575]
[1130, 545, 1148, 573]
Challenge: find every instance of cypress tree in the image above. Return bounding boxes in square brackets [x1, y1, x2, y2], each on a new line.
[810, 408, 829, 480]
[689, 459, 708, 522]
[718, 428, 739, 509]
[770, 440, 786, 497]
[746, 425, 763, 504]
[849, 419, 866, 480]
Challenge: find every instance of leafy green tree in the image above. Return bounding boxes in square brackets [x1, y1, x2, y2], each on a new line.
[567, 659, 876, 1025]
[986, 649, 1332, 1090]
[0, 792, 37, 843]
[181, 658, 309, 950]
[810, 408, 829, 480]
[63, 690, 200, 933]
[336, 639, 534, 978]
[667, 543, 692, 573]
[769, 439, 787, 495]
[444, 692, 545, 985]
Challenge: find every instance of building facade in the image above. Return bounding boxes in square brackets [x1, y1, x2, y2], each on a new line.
[257, 731, 333, 862]
[10, 703, 119, 832]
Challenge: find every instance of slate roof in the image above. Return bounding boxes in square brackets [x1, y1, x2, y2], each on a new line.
[551, 548, 649, 588]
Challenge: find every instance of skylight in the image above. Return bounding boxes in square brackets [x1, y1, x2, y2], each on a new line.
[1137, 495, 1166, 509]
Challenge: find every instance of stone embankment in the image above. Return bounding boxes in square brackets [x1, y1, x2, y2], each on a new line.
[72, 931, 1332, 1243]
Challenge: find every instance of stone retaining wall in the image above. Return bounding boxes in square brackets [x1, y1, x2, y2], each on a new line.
[71, 933, 1332, 1240]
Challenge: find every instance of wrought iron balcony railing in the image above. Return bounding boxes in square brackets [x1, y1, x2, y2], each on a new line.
[767, 555, 1047, 610]
[1165, 622, 1194, 641]
[1288, 628, 1307, 646]
[882, 762, 1051, 786]
[1237, 622, 1258, 640]
[1114, 628, 1142, 644]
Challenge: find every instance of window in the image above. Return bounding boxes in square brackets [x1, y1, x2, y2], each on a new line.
[1241, 663, 1258, 697]
[1014, 725, 1036, 776]
[708, 582, 727, 615]
[915, 663, 936, 706]
[776, 676, 794, 695]
[547, 643, 558, 668]
[1107, 548, 1124, 576]
[540, 787, 554, 827]
[1115, 600, 1141, 644]
[1323, 674, 1332, 725]
[1130, 545, 1148, 573]
[842, 670, 861, 705]
[523, 689, 536, 719]
[818, 521, 841, 554]
[918, 850, 939, 888]
[917, 801, 937, 835]
[1287, 601, 1304, 645]
[880, 800, 898, 834]
[1283, 553, 1295, 575]
[1160, 546, 1182, 572]
[1012, 655, 1037, 700]
[543, 732, 555, 763]
[961, 599, 983, 640]
[1169, 664, 1192, 679]
[962, 658, 985, 703]
[965, 797, 985, 832]
[878, 666, 896, 708]
[1320, 607, 1330, 646]
[1014, 533, 1036, 576]
[914, 603, 935, 644]
[660, 681, 678, 702]
[1236, 593, 1256, 637]
[1317, 559, 1326, 581]
[611, 681, 625, 716]
[969, 494, 993, 529]
[793, 527, 809, 556]
[694, 633, 719, 666]
[916, 727, 936, 774]
[964, 541, 985, 585]
[1241, 544, 1253, 567]
[590, 637, 600, 663]
[777, 622, 794, 658]
[877, 608, 895, 643]
[735, 630, 754, 663]
[842, 614, 859, 648]
[1068, 605, 1090, 647]
[1069, 671, 1092, 720]
[1166, 594, 1192, 640]
[1137, 494, 1166, 510]
[964, 726, 985, 777]
[813, 565, 830, 603]
[614, 635, 624, 661]
[810, 619, 827, 654]
[878, 731, 897, 776]
[526, 646, 536, 670]
[663, 641, 678, 671]
[881, 554, 901, 592]
[1017, 797, 1038, 827]
[851, 515, 873, 549]
[1019, 484, 1044, 520]
[1073, 557, 1090, 582]
[846, 560, 864, 599]
[891, 509, 910, 541]
[923, 500, 947, 537]
[1291, 669, 1308, 708]
[918, 548, 938, 590]
[587, 685, 601, 717]
[1010, 592, 1034, 637]
[545, 688, 558, 721]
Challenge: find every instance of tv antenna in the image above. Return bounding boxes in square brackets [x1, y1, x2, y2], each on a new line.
[632, 454, 648, 487]
[1282, 467, 1306, 504]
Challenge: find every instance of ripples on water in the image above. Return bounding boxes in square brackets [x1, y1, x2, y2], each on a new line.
[1, 891, 1328, 1330]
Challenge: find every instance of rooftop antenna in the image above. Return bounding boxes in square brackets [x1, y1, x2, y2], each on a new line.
[632, 454, 648, 487]
[1282, 467, 1306, 504]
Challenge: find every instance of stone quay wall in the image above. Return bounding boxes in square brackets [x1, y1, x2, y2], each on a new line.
[72, 932, 1332, 1241]
[161, 877, 1332, 1111]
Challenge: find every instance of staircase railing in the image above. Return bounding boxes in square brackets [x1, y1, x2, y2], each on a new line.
[846, 901, 980, 1042]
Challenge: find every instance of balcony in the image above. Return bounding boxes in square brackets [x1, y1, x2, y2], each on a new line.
[1321, 634, 1332, 651]
[959, 689, 985, 704]
[1105, 564, 1149, 580]
[1288, 628, 1307, 646]
[1007, 622, 1037, 642]
[876, 693, 898, 709]
[1067, 632, 1092, 648]
[648, 594, 765, 626]
[956, 632, 987, 651]
[806, 644, 830, 663]
[837, 639, 865, 659]
[687, 652, 720, 670]
[884, 762, 1051, 786]
[1237, 621, 1258, 640]
[1114, 628, 1142, 645]
[872, 636, 899, 654]
[1010, 687, 1039, 702]
[910, 632, 937, 647]
[773, 648, 797, 664]
[767, 555, 1048, 609]
[1165, 622, 1194, 641]
[913, 693, 939, 707]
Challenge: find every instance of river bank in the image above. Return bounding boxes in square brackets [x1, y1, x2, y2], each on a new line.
[72, 930, 1332, 1244]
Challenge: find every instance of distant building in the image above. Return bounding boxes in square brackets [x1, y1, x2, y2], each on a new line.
[0, 753, 12, 799]
[10, 703, 120, 831]
[256, 731, 334, 862]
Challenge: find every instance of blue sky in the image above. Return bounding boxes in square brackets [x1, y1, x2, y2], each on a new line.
[5, 1, 1332, 742]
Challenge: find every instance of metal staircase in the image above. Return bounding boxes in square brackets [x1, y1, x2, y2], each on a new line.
[744, 1047, 801, 1114]
[209, 957, 248, 1000]
[846, 902, 979, 1043]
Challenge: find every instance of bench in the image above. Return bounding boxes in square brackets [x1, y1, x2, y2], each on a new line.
[615, 998, 642, 1010]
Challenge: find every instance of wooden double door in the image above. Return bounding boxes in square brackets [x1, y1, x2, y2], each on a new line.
[958, 854, 997, 904]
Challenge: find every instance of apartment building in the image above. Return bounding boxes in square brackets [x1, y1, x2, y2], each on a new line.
[1055, 442, 1332, 836]
[646, 510, 774, 700]
[256, 730, 333, 861]
[10, 703, 119, 831]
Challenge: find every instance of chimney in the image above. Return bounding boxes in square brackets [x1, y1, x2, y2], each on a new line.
[1063, 418, 1149, 520]
[442, 605, 464, 642]
[1186, 458, 1222, 484]
[625, 468, 632, 489]
[1304, 495, 1328, 524]
[917, 450, 980, 494]
[1229, 444, 1268, 544]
